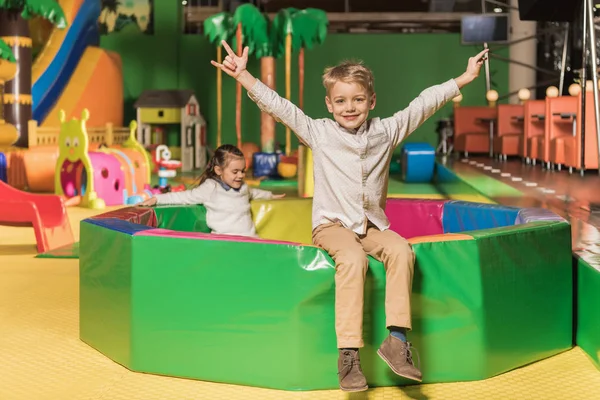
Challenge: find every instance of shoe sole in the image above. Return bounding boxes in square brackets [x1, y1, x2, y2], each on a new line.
[339, 384, 369, 392]
[377, 349, 423, 383]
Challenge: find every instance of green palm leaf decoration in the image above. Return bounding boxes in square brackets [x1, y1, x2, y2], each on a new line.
[232, 3, 268, 56]
[271, 8, 296, 58]
[291, 8, 328, 50]
[16, 0, 67, 28]
[0, 39, 15, 62]
[203, 12, 233, 45]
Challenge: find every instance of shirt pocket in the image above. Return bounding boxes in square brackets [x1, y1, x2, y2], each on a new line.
[367, 132, 389, 152]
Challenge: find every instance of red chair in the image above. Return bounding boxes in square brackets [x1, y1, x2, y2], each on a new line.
[523, 100, 546, 164]
[546, 96, 577, 171]
[493, 104, 524, 161]
[563, 90, 600, 174]
[454, 106, 496, 157]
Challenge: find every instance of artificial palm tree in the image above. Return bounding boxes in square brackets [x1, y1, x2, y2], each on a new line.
[291, 8, 328, 110]
[0, 39, 18, 147]
[251, 10, 281, 153]
[0, 0, 67, 148]
[204, 12, 234, 148]
[271, 8, 296, 156]
[231, 3, 266, 150]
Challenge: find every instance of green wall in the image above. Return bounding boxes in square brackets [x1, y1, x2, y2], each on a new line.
[101, 2, 508, 153]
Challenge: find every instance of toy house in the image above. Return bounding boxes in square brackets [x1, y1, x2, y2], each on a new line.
[134, 90, 207, 172]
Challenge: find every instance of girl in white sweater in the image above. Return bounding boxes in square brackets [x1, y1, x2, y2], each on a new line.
[139, 144, 284, 237]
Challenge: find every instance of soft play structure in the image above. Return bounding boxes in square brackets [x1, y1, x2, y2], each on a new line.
[79, 198, 572, 390]
[55, 110, 151, 209]
[33, 0, 123, 127]
[0, 180, 74, 253]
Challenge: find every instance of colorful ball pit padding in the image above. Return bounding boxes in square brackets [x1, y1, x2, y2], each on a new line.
[401, 143, 436, 183]
[80, 198, 573, 390]
[55, 110, 150, 209]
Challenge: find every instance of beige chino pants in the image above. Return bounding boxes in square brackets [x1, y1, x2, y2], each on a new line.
[312, 222, 415, 348]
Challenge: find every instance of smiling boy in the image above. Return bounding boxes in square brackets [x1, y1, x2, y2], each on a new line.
[212, 42, 487, 392]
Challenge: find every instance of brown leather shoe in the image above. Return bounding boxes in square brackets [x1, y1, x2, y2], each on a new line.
[377, 335, 422, 382]
[337, 349, 368, 392]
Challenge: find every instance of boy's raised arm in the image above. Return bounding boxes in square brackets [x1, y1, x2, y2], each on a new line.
[383, 48, 488, 148]
[211, 41, 318, 148]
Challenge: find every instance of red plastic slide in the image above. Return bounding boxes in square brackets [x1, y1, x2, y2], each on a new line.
[0, 180, 74, 253]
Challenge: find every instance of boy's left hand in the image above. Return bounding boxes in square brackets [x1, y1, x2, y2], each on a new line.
[455, 48, 489, 89]
[272, 194, 286, 199]
[465, 48, 489, 80]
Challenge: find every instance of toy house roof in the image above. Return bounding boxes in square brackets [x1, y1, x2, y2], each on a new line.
[134, 90, 196, 108]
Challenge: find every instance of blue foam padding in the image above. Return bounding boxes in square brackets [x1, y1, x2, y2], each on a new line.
[442, 201, 520, 233]
[253, 152, 280, 178]
[32, 0, 101, 122]
[434, 162, 459, 183]
[0, 152, 6, 183]
[401, 143, 435, 183]
[83, 218, 154, 235]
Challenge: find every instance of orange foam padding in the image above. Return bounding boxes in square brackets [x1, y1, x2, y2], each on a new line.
[408, 233, 473, 244]
[523, 100, 546, 159]
[24, 147, 59, 192]
[7, 148, 59, 193]
[453, 106, 496, 154]
[42, 47, 123, 127]
[7, 151, 27, 190]
[0, 180, 74, 253]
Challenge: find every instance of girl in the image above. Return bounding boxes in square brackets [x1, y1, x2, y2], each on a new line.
[139, 144, 285, 237]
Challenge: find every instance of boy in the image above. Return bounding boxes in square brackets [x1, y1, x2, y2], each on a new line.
[212, 42, 487, 392]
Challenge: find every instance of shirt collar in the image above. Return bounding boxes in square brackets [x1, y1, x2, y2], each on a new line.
[217, 179, 241, 192]
[337, 120, 369, 136]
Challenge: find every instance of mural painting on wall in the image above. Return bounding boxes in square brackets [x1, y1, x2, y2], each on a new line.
[99, 0, 154, 35]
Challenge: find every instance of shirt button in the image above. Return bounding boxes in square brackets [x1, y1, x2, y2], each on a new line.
[360, 154, 366, 159]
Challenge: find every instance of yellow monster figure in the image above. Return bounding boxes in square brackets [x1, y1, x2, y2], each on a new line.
[122, 120, 151, 184]
[55, 109, 105, 209]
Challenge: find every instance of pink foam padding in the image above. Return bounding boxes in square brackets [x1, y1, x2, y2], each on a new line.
[89, 152, 126, 206]
[136, 228, 301, 246]
[385, 199, 446, 239]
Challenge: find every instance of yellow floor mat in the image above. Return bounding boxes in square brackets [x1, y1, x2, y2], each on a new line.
[0, 207, 598, 400]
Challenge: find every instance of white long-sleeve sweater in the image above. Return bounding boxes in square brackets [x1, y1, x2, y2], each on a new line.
[154, 179, 273, 237]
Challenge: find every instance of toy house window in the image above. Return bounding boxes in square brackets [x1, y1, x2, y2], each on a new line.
[158, 110, 164, 117]
[187, 104, 197, 116]
[186, 126, 193, 147]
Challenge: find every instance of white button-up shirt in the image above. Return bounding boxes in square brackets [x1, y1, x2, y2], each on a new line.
[248, 79, 460, 235]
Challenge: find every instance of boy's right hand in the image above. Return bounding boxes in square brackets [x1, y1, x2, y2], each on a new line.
[211, 40, 249, 79]
[138, 197, 157, 207]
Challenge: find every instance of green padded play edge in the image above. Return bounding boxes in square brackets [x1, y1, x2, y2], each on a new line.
[576, 257, 600, 369]
[79, 218, 573, 390]
[35, 241, 80, 259]
[468, 221, 573, 376]
[79, 222, 132, 367]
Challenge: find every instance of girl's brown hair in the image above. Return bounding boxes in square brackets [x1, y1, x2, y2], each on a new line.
[197, 144, 245, 186]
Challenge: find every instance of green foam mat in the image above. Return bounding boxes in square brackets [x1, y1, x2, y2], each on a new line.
[35, 242, 80, 259]
[437, 162, 523, 198]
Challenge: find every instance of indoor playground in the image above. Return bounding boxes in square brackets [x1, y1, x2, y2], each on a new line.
[1, 1, 600, 399]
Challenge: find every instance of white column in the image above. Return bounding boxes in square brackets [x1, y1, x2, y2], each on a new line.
[509, 0, 537, 103]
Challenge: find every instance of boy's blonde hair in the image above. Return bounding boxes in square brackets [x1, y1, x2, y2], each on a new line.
[322, 60, 374, 96]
